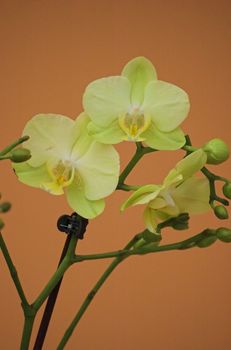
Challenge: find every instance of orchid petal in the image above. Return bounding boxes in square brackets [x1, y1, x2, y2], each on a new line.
[172, 177, 210, 214]
[121, 184, 160, 211]
[175, 149, 207, 180]
[143, 207, 158, 232]
[143, 80, 190, 132]
[13, 162, 52, 190]
[142, 122, 185, 150]
[23, 114, 76, 167]
[158, 205, 180, 217]
[149, 197, 166, 209]
[76, 143, 120, 200]
[83, 76, 130, 127]
[87, 120, 125, 144]
[66, 177, 105, 219]
[122, 56, 157, 105]
[163, 171, 183, 188]
[71, 113, 93, 158]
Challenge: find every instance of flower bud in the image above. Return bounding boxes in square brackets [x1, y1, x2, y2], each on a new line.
[172, 222, 189, 230]
[9, 148, 31, 163]
[203, 138, 229, 165]
[0, 202, 11, 213]
[216, 227, 231, 243]
[222, 182, 231, 199]
[176, 213, 190, 223]
[170, 213, 189, 230]
[0, 219, 4, 230]
[142, 229, 161, 243]
[197, 235, 217, 248]
[214, 205, 229, 220]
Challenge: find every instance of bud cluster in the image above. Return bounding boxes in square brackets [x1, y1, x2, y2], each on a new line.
[196, 227, 231, 248]
[211, 181, 230, 220]
[216, 227, 231, 243]
[157, 213, 190, 231]
[198, 139, 231, 221]
[196, 229, 217, 248]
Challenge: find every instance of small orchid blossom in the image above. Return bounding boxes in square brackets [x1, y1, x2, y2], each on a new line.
[121, 149, 210, 233]
[13, 113, 120, 219]
[83, 57, 190, 150]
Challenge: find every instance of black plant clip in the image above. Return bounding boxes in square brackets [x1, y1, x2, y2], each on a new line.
[57, 212, 88, 239]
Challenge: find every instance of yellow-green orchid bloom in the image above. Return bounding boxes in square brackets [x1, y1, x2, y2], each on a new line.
[13, 113, 120, 219]
[83, 57, 190, 150]
[121, 149, 210, 233]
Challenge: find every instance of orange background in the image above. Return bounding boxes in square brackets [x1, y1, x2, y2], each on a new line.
[0, 1, 231, 349]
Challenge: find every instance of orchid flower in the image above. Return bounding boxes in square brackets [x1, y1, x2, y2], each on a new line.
[83, 56, 190, 150]
[121, 149, 210, 233]
[13, 113, 120, 218]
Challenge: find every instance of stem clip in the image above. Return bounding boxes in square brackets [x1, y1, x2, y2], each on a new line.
[57, 212, 88, 239]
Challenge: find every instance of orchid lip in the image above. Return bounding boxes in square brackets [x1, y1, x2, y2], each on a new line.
[118, 105, 151, 141]
[46, 160, 75, 191]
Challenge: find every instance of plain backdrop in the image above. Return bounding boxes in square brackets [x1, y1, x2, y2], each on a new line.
[0, 1, 231, 349]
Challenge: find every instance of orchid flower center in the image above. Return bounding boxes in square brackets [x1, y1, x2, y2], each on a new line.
[160, 187, 176, 207]
[42, 160, 76, 195]
[118, 105, 151, 141]
[51, 161, 74, 187]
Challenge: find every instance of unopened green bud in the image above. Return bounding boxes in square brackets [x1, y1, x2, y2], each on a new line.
[0, 202, 11, 213]
[0, 219, 4, 230]
[170, 213, 189, 230]
[214, 205, 229, 220]
[216, 227, 231, 243]
[203, 138, 229, 165]
[176, 213, 189, 223]
[223, 182, 231, 199]
[197, 235, 217, 248]
[172, 222, 189, 230]
[10, 148, 31, 163]
[142, 229, 161, 243]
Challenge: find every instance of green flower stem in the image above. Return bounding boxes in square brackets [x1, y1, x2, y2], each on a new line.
[75, 249, 130, 261]
[57, 257, 123, 350]
[57, 230, 210, 349]
[74, 230, 211, 262]
[117, 143, 156, 187]
[21, 318, 34, 348]
[0, 136, 29, 156]
[18, 234, 78, 350]
[116, 183, 140, 192]
[0, 233, 29, 307]
[182, 145, 198, 153]
[32, 234, 78, 311]
[201, 167, 229, 206]
[0, 155, 11, 161]
[216, 176, 229, 183]
[20, 304, 37, 350]
[56, 234, 141, 350]
[0, 232, 34, 350]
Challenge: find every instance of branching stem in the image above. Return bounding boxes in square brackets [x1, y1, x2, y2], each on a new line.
[57, 229, 213, 348]
[117, 142, 156, 187]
